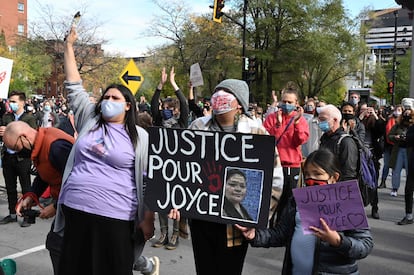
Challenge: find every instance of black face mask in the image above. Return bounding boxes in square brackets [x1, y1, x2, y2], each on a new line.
[20, 147, 32, 156]
[342, 113, 354, 121]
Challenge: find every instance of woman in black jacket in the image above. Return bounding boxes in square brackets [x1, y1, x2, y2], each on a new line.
[237, 149, 373, 275]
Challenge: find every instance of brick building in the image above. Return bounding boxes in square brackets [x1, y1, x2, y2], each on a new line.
[0, 0, 27, 47]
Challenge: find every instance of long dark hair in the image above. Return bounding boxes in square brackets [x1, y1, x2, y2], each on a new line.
[304, 149, 341, 178]
[95, 84, 139, 149]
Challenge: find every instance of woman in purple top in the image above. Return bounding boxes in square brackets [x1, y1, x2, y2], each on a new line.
[55, 27, 154, 275]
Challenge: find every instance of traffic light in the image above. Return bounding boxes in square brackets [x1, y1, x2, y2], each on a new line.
[395, 0, 414, 10]
[247, 57, 256, 82]
[243, 57, 249, 71]
[387, 81, 394, 94]
[213, 0, 225, 23]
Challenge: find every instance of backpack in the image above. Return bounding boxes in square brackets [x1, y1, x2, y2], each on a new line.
[337, 134, 377, 206]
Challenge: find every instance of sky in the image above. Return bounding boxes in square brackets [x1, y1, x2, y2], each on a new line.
[27, 0, 401, 57]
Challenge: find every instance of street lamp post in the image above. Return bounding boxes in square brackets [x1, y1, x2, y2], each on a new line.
[392, 10, 398, 105]
[410, 11, 414, 98]
[242, 0, 248, 81]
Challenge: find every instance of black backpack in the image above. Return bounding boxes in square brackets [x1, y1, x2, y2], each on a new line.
[337, 134, 377, 206]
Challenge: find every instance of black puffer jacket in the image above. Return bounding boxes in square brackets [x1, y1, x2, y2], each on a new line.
[251, 197, 373, 275]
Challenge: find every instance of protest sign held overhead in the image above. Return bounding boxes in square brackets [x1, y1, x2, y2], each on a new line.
[144, 127, 276, 229]
[190, 63, 204, 87]
[293, 180, 369, 235]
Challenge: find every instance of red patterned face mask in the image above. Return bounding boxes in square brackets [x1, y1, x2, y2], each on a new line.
[211, 90, 236, 115]
[304, 178, 329, 186]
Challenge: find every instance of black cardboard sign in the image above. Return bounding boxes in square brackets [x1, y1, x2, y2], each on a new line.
[144, 127, 276, 228]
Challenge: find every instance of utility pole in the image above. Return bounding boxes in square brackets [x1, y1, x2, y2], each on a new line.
[392, 10, 398, 105]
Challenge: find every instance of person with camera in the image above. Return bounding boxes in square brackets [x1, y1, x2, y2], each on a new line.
[398, 109, 414, 225]
[379, 105, 402, 188]
[2, 120, 74, 275]
[263, 83, 309, 222]
[388, 109, 413, 197]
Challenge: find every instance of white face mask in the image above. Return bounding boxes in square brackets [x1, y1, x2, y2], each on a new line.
[101, 100, 126, 119]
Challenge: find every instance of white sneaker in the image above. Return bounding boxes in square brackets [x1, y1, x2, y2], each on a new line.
[390, 191, 398, 197]
[147, 256, 160, 275]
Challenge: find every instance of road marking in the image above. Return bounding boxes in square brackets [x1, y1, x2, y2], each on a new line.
[0, 245, 45, 260]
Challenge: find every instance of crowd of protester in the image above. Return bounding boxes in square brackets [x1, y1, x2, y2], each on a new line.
[0, 34, 413, 273]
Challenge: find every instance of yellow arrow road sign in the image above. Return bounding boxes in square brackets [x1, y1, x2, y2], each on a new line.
[119, 59, 144, 95]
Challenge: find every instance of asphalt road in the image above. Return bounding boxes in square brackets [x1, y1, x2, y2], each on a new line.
[0, 169, 413, 275]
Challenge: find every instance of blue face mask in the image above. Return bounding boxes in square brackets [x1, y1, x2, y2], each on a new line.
[44, 105, 51, 112]
[101, 100, 126, 119]
[10, 103, 19, 112]
[318, 120, 331, 133]
[350, 98, 359, 105]
[162, 109, 174, 120]
[280, 103, 296, 114]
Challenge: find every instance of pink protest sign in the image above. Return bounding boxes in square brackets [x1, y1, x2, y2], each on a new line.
[292, 180, 368, 235]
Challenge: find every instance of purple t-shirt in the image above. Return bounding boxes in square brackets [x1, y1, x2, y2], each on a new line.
[59, 123, 137, 221]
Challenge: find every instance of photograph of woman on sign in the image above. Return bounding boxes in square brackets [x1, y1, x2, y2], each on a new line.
[222, 168, 263, 223]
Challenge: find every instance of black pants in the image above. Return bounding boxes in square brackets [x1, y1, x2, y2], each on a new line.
[189, 219, 248, 275]
[276, 167, 300, 222]
[59, 205, 134, 275]
[46, 221, 63, 275]
[371, 151, 381, 211]
[2, 154, 32, 214]
[405, 160, 414, 214]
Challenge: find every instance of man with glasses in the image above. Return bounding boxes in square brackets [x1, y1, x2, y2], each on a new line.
[318, 104, 359, 181]
[2, 120, 74, 274]
[0, 91, 37, 227]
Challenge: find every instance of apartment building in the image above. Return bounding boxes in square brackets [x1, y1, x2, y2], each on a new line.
[364, 8, 412, 65]
[0, 0, 28, 47]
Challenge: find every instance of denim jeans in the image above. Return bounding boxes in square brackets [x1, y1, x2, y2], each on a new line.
[381, 146, 392, 180]
[391, 147, 408, 191]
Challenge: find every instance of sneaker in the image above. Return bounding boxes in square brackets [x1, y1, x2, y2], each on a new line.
[0, 215, 17, 225]
[390, 191, 398, 197]
[20, 216, 31, 228]
[165, 234, 179, 250]
[371, 210, 380, 220]
[152, 233, 168, 248]
[397, 217, 414, 225]
[143, 256, 160, 275]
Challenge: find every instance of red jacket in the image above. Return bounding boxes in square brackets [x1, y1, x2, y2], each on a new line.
[264, 111, 309, 167]
[385, 117, 396, 145]
[31, 128, 75, 199]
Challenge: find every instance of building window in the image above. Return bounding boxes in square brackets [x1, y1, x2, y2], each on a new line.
[17, 24, 24, 35]
[18, 3, 24, 12]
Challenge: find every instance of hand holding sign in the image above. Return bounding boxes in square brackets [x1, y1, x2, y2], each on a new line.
[309, 218, 342, 247]
[292, 180, 368, 235]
